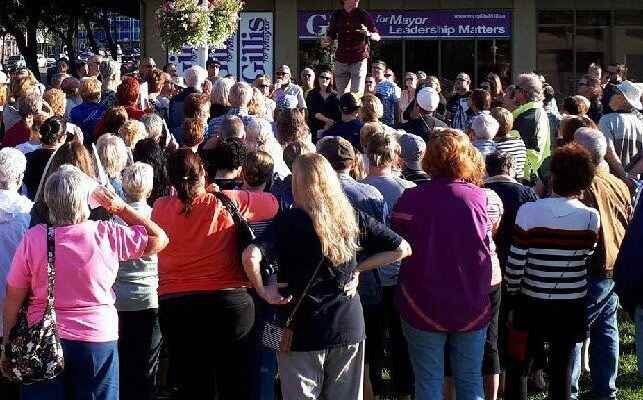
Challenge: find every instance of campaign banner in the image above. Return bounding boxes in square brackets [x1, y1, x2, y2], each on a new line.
[210, 34, 239, 78]
[238, 12, 273, 82]
[299, 10, 512, 39]
[168, 12, 273, 82]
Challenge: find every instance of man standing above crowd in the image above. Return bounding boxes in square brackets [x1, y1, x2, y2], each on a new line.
[512, 72, 551, 183]
[447, 72, 472, 129]
[272, 65, 306, 110]
[321, 0, 380, 95]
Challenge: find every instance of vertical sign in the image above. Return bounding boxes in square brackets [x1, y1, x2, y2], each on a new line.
[209, 33, 239, 77]
[238, 12, 273, 82]
[168, 12, 274, 81]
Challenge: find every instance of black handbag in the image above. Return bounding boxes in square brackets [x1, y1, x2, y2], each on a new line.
[5, 226, 65, 383]
[214, 191, 277, 279]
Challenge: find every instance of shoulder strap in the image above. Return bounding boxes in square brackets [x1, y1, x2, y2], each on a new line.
[214, 191, 256, 240]
[45, 225, 56, 311]
[285, 257, 324, 328]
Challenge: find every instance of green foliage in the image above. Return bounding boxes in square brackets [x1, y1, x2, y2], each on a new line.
[156, 0, 243, 53]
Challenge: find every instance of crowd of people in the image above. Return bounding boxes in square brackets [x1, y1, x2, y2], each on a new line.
[0, 6, 642, 400]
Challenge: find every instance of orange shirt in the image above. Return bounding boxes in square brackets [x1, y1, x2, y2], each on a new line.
[152, 190, 278, 296]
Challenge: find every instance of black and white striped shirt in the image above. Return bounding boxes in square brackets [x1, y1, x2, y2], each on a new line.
[496, 131, 527, 179]
[506, 197, 600, 301]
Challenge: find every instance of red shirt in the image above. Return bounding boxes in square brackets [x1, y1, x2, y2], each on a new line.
[152, 190, 278, 296]
[2, 120, 30, 148]
[326, 8, 378, 64]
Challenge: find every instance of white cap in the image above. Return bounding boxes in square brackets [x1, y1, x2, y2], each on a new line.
[471, 112, 500, 140]
[416, 87, 440, 112]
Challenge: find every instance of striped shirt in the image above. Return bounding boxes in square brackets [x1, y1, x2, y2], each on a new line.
[506, 197, 600, 301]
[495, 130, 527, 179]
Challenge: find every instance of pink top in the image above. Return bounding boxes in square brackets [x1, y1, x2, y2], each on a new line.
[7, 221, 148, 342]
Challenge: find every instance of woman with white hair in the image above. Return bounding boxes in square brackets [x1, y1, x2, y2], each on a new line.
[1, 166, 168, 400]
[97, 133, 129, 198]
[242, 153, 411, 400]
[247, 118, 290, 179]
[99, 60, 121, 110]
[115, 162, 162, 400]
[210, 77, 234, 119]
[0, 148, 30, 400]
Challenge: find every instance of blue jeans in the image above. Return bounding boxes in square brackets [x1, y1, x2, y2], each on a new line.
[636, 306, 643, 377]
[402, 319, 487, 400]
[570, 278, 619, 400]
[22, 339, 119, 400]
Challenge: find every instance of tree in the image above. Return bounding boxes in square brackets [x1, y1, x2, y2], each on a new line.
[0, 0, 46, 76]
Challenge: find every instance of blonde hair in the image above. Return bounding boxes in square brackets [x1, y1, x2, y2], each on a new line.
[248, 87, 267, 118]
[79, 77, 102, 102]
[119, 120, 147, 148]
[0, 83, 7, 108]
[97, 134, 129, 179]
[490, 107, 513, 137]
[573, 95, 590, 115]
[292, 154, 360, 266]
[122, 162, 153, 202]
[360, 121, 387, 152]
[43, 89, 67, 117]
[366, 131, 399, 167]
[9, 74, 37, 100]
[359, 94, 384, 123]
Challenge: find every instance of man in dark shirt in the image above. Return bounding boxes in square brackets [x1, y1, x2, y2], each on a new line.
[322, 92, 364, 148]
[446, 72, 472, 129]
[321, 0, 380, 95]
[400, 86, 447, 142]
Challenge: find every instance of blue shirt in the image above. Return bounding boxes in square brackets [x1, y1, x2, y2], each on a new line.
[375, 80, 399, 126]
[69, 102, 106, 144]
[206, 107, 258, 139]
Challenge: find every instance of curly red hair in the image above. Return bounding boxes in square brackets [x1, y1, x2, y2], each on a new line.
[117, 76, 140, 106]
[422, 129, 476, 181]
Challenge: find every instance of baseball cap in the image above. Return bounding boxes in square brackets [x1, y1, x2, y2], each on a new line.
[206, 59, 221, 69]
[397, 132, 426, 171]
[317, 136, 355, 171]
[471, 112, 500, 140]
[416, 87, 440, 112]
[339, 92, 362, 114]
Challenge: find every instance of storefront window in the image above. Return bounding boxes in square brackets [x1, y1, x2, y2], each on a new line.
[370, 40, 403, 79]
[441, 40, 474, 84]
[477, 40, 512, 87]
[404, 40, 439, 77]
[537, 25, 574, 95]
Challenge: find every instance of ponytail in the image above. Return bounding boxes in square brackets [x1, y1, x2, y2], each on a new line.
[167, 149, 204, 215]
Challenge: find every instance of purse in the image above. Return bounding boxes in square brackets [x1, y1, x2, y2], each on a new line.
[215, 191, 277, 280]
[5, 226, 65, 383]
[261, 259, 324, 353]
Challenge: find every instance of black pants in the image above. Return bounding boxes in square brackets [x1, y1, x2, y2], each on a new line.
[118, 308, 162, 400]
[504, 298, 584, 400]
[159, 289, 255, 400]
[381, 286, 414, 396]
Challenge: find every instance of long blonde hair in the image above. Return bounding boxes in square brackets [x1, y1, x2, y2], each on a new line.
[292, 154, 360, 266]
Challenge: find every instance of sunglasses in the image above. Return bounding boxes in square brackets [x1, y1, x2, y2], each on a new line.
[384, 74, 392, 77]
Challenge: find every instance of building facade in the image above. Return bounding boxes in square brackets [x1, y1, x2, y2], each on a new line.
[141, 0, 643, 95]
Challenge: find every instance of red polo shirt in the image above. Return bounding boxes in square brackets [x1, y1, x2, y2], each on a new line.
[326, 8, 378, 64]
[2, 120, 30, 148]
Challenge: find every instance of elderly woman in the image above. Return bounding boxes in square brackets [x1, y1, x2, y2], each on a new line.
[391, 129, 494, 400]
[99, 60, 121, 110]
[504, 144, 600, 400]
[254, 75, 276, 120]
[2, 90, 42, 148]
[117, 76, 145, 120]
[97, 134, 129, 198]
[114, 162, 162, 400]
[151, 149, 278, 399]
[119, 119, 147, 151]
[70, 78, 106, 144]
[4, 72, 39, 131]
[242, 153, 411, 400]
[168, 66, 208, 135]
[145, 68, 169, 120]
[247, 118, 290, 179]
[210, 76, 234, 119]
[1, 166, 168, 400]
[140, 112, 178, 152]
[0, 148, 30, 400]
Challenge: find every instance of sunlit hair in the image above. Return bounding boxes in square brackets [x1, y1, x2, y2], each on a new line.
[183, 117, 205, 148]
[292, 153, 360, 266]
[45, 166, 91, 226]
[422, 129, 476, 180]
[366, 131, 399, 168]
[43, 88, 66, 117]
[487, 72, 504, 98]
[117, 76, 140, 106]
[490, 107, 513, 137]
[119, 119, 147, 148]
[464, 144, 486, 187]
[248, 87, 267, 118]
[211, 77, 234, 106]
[80, 77, 102, 102]
[122, 162, 154, 202]
[147, 68, 165, 93]
[0, 82, 7, 108]
[243, 150, 274, 188]
[283, 140, 315, 170]
[97, 133, 129, 179]
[359, 121, 389, 152]
[9, 75, 37, 100]
[426, 76, 442, 93]
[359, 94, 384, 123]
[559, 115, 597, 146]
[573, 95, 590, 115]
[276, 108, 310, 145]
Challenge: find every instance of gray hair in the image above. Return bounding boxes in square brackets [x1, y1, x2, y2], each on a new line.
[574, 127, 607, 165]
[211, 77, 234, 106]
[44, 165, 91, 226]
[184, 65, 208, 91]
[97, 134, 129, 179]
[516, 73, 544, 102]
[0, 147, 27, 189]
[122, 162, 153, 202]
[246, 118, 273, 150]
[229, 81, 253, 108]
[141, 113, 164, 139]
[18, 90, 42, 117]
